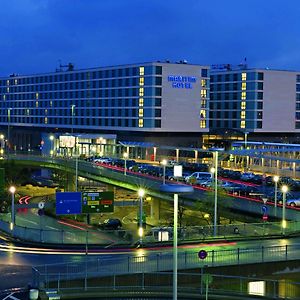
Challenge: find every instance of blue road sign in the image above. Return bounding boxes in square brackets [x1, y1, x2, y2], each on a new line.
[262, 205, 268, 214]
[198, 249, 208, 260]
[56, 192, 82, 215]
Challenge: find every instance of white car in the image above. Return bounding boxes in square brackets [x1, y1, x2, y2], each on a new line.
[185, 172, 212, 184]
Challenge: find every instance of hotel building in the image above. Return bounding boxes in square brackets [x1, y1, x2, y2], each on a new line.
[0, 62, 209, 152]
[208, 66, 300, 147]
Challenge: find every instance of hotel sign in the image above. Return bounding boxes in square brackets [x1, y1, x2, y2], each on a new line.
[168, 75, 196, 89]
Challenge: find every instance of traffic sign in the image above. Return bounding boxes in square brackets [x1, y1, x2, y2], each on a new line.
[82, 191, 114, 213]
[198, 249, 208, 260]
[56, 192, 82, 215]
[261, 205, 268, 213]
[38, 201, 45, 209]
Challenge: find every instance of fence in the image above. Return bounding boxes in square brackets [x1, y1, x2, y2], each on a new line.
[1, 211, 300, 245]
[32, 243, 300, 292]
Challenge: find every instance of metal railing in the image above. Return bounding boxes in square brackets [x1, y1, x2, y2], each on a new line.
[1, 213, 300, 245]
[32, 243, 300, 291]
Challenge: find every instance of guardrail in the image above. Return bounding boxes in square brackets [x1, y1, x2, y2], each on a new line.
[1, 212, 300, 245]
[35, 271, 300, 299]
[33, 243, 300, 297]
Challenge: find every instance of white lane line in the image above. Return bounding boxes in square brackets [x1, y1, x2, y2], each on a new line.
[2, 293, 20, 300]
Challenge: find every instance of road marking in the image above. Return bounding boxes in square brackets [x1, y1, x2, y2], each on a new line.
[2, 293, 21, 300]
[46, 226, 57, 230]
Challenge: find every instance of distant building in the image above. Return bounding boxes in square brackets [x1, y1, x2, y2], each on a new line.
[0, 62, 209, 152]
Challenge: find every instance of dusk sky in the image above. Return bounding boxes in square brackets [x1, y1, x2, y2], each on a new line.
[1, 0, 300, 76]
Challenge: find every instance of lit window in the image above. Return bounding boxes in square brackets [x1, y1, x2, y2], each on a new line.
[6, 87, 9, 93]
[36, 101, 39, 108]
[241, 92, 246, 100]
[139, 88, 144, 96]
[139, 67, 144, 76]
[6, 80, 9, 86]
[242, 73, 247, 81]
[200, 109, 206, 118]
[26, 109, 29, 116]
[36, 93, 39, 100]
[44, 117, 48, 124]
[201, 99, 206, 108]
[241, 111, 245, 119]
[201, 79, 207, 87]
[50, 101, 53, 107]
[241, 82, 246, 90]
[200, 120, 206, 128]
[14, 79, 17, 85]
[241, 120, 245, 128]
[201, 89, 207, 98]
[45, 109, 48, 115]
[138, 119, 143, 127]
[139, 98, 144, 106]
[139, 109, 144, 117]
[139, 78, 144, 86]
[241, 101, 246, 109]
[3, 95, 6, 101]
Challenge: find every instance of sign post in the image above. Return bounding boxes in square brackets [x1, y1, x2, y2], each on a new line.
[82, 191, 114, 213]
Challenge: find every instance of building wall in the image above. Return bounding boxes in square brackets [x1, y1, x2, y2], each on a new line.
[258, 70, 297, 133]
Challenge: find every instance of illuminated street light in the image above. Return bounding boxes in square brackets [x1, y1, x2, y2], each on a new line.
[9, 186, 16, 230]
[71, 104, 76, 134]
[161, 159, 167, 185]
[138, 188, 145, 245]
[281, 185, 288, 234]
[212, 151, 218, 236]
[273, 175, 279, 216]
[123, 152, 129, 175]
[49, 135, 54, 157]
[160, 184, 194, 300]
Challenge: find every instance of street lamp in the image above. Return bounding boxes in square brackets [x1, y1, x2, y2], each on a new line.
[49, 135, 54, 157]
[273, 175, 279, 216]
[9, 186, 16, 230]
[123, 152, 128, 175]
[244, 131, 249, 149]
[71, 104, 76, 134]
[160, 184, 194, 300]
[212, 151, 218, 236]
[281, 185, 288, 234]
[138, 188, 145, 245]
[161, 159, 167, 185]
[7, 108, 12, 156]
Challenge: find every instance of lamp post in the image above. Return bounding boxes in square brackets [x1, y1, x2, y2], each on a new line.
[273, 175, 279, 216]
[138, 188, 145, 245]
[161, 159, 167, 185]
[123, 152, 128, 175]
[9, 186, 16, 230]
[71, 104, 76, 134]
[49, 135, 54, 157]
[281, 185, 288, 234]
[0, 134, 4, 157]
[160, 184, 194, 300]
[7, 108, 12, 156]
[212, 151, 218, 237]
[244, 131, 249, 149]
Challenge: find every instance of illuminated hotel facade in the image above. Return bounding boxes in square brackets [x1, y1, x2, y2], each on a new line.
[208, 66, 300, 146]
[0, 62, 209, 151]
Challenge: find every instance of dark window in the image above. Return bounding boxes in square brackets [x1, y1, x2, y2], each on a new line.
[257, 111, 263, 119]
[296, 112, 300, 119]
[257, 92, 263, 100]
[201, 69, 208, 77]
[257, 82, 264, 90]
[155, 88, 162, 96]
[258, 72, 264, 80]
[155, 77, 162, 85]
[155, 66, 162, 75]
[296, 122, 300, 129]
[257, 121, 262, 128]
[155, 109, 161, 117]
[155, 119, 161, 128]
[296, 103, 300, 110]
[257, 102, 263, 109]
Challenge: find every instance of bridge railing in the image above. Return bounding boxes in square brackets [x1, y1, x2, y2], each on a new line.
[33, 271, 300, 299]
[32, 243, 300, 295]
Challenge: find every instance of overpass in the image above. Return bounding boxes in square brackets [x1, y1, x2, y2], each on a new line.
[3, 154, 300, 222]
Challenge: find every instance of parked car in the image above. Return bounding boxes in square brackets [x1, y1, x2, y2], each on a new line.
[286, 199, 300, 207]
[240, 172, 255, 181]
[185, 172, 212, 184]
[99, 218, 122, 230]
